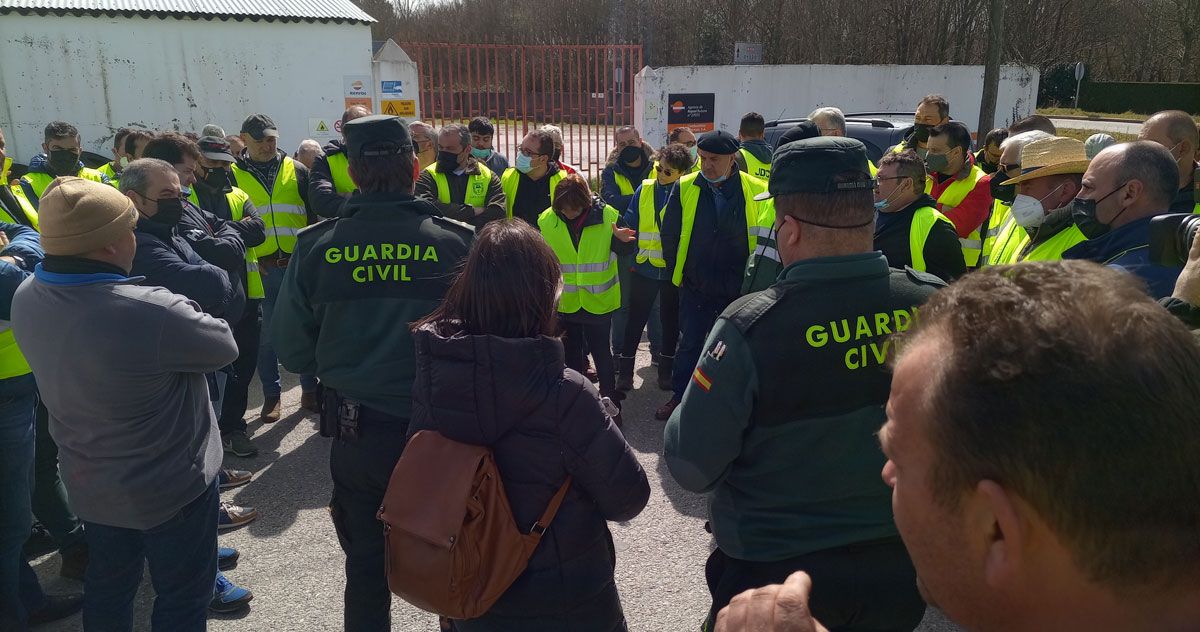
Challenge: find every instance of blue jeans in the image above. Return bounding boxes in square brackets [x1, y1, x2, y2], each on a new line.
[611, 255, 661, 357]
[82, 482, 218, 632]
[0, 374, 43, 628]
[258, 262, 317, 398]
[671, 288, 731, 401]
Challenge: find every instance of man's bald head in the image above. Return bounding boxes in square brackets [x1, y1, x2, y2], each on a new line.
[1139, 110, 1198, 186]
[342, 106, 372, 126]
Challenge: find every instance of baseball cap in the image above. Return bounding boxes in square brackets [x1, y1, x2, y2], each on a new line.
[344, 115, 413, 158]
[201, 124, 226, 138]
[240, 114, 279, 140]
[754, 137, 875, 201]
[197, 136, 236, 163]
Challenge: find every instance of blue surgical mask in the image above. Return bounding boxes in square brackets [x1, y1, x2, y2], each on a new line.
[688, 146, 698, 161]
[873, 199, 890, 211]
[515, 152, 534, 174]
[701, 171, 728, 185]
[180, 185, 192, 196]
[470, 147, 491, 160]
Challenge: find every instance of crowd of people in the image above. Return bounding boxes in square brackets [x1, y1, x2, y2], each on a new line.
[0, 90, 1197, 632]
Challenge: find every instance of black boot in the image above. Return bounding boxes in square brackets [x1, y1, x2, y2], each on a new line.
[657, 355, 674, 391]
[615, 355, 636, 391]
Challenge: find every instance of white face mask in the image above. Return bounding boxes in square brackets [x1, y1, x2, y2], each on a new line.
[1010, 183, 1065, 229]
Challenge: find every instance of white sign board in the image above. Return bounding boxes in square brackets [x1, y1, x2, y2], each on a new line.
[309, 118, 338, 145]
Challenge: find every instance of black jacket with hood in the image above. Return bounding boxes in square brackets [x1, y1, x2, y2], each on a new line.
[408, 323, 650, 632]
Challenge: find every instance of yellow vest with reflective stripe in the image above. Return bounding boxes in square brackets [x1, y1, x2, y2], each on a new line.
[987, 215, 1026, 266]
[4, 186, 39, 230]
[908, 205, 956, 273]
[425, 162, 494, 207]
[635, 179, 666, 267]
[232, 158, 307, 257]
[325, 152, 356, 195]
[501, 169, 564, 219]
[935, 165, 986, 268]
[188, 187, 265, 299]
[980, 199, 1012, 266]
[1022, 225, 1086, 262]
[738, 148, 772, 179]
[0, 321, 31, 380]
[672, 172, 768, 287]
[613, 171, 637, 196]
[538, 205, 621, 315]
[97, 162, 121, 188]
[20, 168, 108, 201]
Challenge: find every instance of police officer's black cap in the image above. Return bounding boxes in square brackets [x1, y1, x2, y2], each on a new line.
[777, 121, 820, 147]
[240, 114, 278, 140]
[344, 115, 413, 158]
[754, 137, 874, 200]
[696, 130, 739, 155]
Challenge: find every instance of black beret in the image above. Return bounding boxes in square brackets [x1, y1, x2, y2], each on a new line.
[696, 130, 739, 155]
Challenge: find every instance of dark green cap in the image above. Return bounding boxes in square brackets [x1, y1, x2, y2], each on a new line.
[754, 136, 875, 201]
[344, 114, 413, 158]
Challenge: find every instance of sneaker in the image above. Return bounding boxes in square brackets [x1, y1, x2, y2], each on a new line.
[23, 522, 56, 560]
[218, 468, 252, 490]
[654, 397, 680, 421]
[259, 396, 281, 424]
[59, 542, 88, 581]
[221, 431, 258, 458]
[217, 546, 240, 571]
[300, 391, 321, 414]
[210, 572, 253, 614]
[27, 593, 84, 625]
[218, 502, 258, 531]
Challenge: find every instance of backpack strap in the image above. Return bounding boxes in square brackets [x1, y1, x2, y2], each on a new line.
[528, 477, 573, 538]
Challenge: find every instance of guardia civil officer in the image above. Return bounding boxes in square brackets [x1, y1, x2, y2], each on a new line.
[271, 115, 474, 631]
[664, 137, 941, 632]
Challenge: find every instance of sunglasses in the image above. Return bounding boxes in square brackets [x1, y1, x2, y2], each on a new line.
[658, 168, 675, 177]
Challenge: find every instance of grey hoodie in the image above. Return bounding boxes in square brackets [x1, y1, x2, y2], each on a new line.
[12, 270, 237, 529]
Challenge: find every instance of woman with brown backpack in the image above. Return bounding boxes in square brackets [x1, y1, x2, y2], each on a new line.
[405, 219, 650, 631]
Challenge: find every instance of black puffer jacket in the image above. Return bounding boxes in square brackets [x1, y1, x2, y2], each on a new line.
[409, 322, 650, 632]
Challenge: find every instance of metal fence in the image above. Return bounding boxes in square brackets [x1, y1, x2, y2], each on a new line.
[401, 42, 644, 179]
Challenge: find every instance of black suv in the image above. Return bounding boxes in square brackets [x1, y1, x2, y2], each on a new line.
[764, 113, 913, 164]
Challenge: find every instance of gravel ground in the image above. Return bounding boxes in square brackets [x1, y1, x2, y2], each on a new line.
[29, 340, 962, 632]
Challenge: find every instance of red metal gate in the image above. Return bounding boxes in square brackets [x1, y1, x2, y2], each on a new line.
[401, 43, 643, 180]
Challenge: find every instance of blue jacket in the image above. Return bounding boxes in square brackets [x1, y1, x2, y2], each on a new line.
[132, 216, 239, 320]
[1062, 215, 1181, 299]
[0, 223, 45, 320]
[661, 173, 751, 303]
[621, 181, 673, 281]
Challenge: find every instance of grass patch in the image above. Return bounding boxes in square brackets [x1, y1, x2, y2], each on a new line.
[1056, 128, 1137, 143]
[1038, 108, 1200, 124]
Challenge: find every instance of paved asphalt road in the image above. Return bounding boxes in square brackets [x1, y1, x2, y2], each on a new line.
[1049, 117, 1143, 137]
[30, 342, 962, 632]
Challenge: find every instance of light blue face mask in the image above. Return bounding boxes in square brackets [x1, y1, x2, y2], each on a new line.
[701, 171, 728, 185]
[470, 147, 491, 160]
[180, 185, 192, 196]
[515, 152, 534, 174]
[688, 146, 698, 161]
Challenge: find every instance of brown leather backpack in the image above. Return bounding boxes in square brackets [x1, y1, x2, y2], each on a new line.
[377, 430, 571, 620]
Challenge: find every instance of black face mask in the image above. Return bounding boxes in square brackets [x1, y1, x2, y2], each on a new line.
[990, 173, 1016, 205]
[203, 167, 231, 191]
[436, 151, 460, 173]
[47, 149, 80, 176]
[912, 124, 933, 143]
[149, 196, 185, 227]
[1071, 181, 1129, 240]
[620, 145, 643, 166]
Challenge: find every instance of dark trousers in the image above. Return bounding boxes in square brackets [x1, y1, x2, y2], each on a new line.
[31, 400, 84, 553]
[219, 300, 262, 436]
[620, 273, 679, 361]
[329, 414, 409, 632]
[671, 288, 732, 401]
[0, 374, 42, 628]
[562, 315, 616, 394]
[704, 539, 925, 632]
[82, 481, 219, 632]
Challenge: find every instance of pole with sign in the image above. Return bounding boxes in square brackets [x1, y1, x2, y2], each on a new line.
[1074, 62, 1086, 109]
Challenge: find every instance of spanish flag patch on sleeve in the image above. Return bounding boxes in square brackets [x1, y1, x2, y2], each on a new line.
[692, 367, 713, 392]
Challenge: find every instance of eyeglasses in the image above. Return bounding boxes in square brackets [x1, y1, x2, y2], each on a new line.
[518, 147, 544, 158]
[658, 168, 675, 177]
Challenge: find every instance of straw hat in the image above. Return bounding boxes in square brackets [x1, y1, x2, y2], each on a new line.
[1005, 137, 1091, 185]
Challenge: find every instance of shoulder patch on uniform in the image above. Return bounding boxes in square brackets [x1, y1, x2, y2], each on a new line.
[901, 266, 948, 288]
[722, 287, 783, 334]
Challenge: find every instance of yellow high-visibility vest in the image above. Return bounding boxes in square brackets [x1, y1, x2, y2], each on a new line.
[934, 165, 986, 268]
[634, 179, 666, 268]
[908, 205, 957, 273]
[738, 148, 772, 179]
[501, 168, 564, 219]
[538, 205, 622, 315]
[188, 187, 265, 299]
[325, 152, 356, 195]
[672, 172, 768, 287]
[425, 161, 494, 208]
[232, 157, 307, 257]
